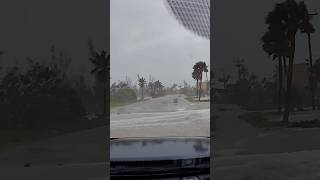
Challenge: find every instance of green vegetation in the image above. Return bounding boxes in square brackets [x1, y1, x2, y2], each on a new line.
[185, 96, 196, 102]
[0, 41, 109, 149]
[192, 61, 209, 101]
[110, 81, 137, 108]
[262, 0, 315, 122]
[88, 39, 109, 116]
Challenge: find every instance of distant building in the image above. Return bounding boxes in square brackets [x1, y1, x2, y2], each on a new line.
[292, 63, 309, 92]
[164, 0, 210, 39]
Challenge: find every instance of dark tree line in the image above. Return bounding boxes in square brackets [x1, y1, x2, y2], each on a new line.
[0, 40, 109, 133]
[262, 0, 316, 122]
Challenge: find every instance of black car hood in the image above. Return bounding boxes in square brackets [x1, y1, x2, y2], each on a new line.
[110, 137, 210, 161]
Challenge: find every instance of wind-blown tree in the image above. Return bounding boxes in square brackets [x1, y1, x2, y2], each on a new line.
[301, 12, 316, 110]
[137, 74, 146, 100]
[0, 60, 86, 129]
[239, 65, 249, 80]
[204, 65, 209, 95]
[262, 19, 289, 113]
[50, 45, 72, 81]
[193, 61, 207, 101]
[192, 70, 200, 97]
[234, 58, 244, 81]
[148, 81, 155, 97]
[154, 80, 164, 96]
[170, 83, 178, 94]
[266, 0, 310, 122]
[218, 73, 231, 89]
[88, 40, 109, 117]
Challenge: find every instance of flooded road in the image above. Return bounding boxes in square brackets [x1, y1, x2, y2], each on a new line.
[111, 94, 210, 138]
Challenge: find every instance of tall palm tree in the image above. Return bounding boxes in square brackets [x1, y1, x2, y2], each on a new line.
[154, 80, 164, 96]
[137, 74, 146, 100]
[218, 73, 231, 89]
[192, 70, 200, 98]
[234, 58, 244, 81]
[193, 61, 207, 101]
[88, 40, 109, 116]
[262, 27, 289, 113]
[266, 0, 310, 122]
[204, 65, 209, 95]
[301, 12, 316, 110]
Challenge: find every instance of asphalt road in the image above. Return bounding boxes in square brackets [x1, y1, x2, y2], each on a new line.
[111, 94, 210, 138]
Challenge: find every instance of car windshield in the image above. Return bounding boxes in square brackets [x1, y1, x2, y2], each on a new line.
[110, 0, 210, 139]
[110, 0, 210, 178]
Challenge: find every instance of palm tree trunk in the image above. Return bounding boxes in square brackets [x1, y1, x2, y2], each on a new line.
[141, 87, 144, 100]
[278, 56, 283, 114]
[307, 32, 315, 110]
[196, 79, 199, 97]
[283, 56, 287, 76]
[283, 35, 296, 123]
[103, 77, 107, 117]
[199, 73, 202, 101]
[206, 72, 208, 95]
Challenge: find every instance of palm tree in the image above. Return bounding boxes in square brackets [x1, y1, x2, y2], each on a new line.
[239, 65, 249, 80]
[234, 58, 244, 81]
[204, 65, 209, 95]
[154, 80, 164, 96]
[262, 27, 289, 113]
[266, 0, 310, 122]
[193, 61, 207, 101]
[137, 74, 146, 100]
[301, 12, 316, 110]
[218, 73, 231, 89]
[88, 40, 109, 116]
[192, 70, 200, 98]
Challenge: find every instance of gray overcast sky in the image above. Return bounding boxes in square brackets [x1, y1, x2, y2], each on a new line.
[213, 0, 320, 81]
[110, 0, 210, 87]
[0, 0, 107, 83]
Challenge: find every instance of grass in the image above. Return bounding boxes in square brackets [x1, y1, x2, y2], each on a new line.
[185, 96, 197, 102]
[110, 100, 137, 109]
[239, 112, 320, 128]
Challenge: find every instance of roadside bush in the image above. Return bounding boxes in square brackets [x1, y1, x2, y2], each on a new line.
[111, 88, 137, 104]
[0, 62, 87, 132]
